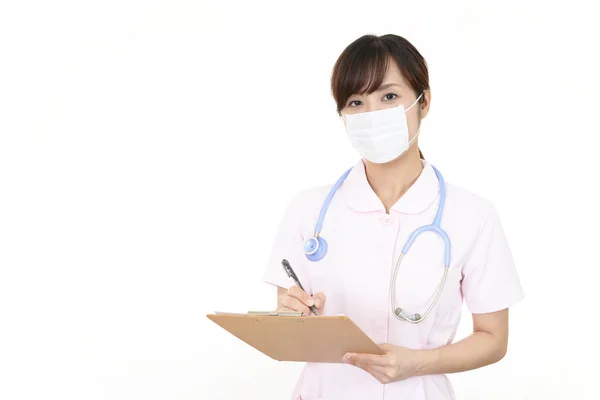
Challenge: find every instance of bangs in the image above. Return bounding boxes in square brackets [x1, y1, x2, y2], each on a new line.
[331, 40, 392, 112]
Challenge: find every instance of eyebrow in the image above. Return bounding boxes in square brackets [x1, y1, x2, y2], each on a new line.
[374, 83, 402, 92]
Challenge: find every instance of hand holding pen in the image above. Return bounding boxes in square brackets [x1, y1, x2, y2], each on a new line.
[278, 259, 326, 316]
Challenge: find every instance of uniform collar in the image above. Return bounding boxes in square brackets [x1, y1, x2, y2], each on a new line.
[341, 158, 440, 214]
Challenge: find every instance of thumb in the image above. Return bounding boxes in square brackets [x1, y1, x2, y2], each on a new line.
[378, 343, 394, 353]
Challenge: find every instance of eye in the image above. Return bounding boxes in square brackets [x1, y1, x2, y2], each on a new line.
[348, 100, 362, 107]
[383, 93, 398, 101]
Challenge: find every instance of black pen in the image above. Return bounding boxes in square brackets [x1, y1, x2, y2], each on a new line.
[281, 259, 319, 316]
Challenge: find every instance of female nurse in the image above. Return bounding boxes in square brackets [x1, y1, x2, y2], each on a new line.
[262, 34, 524, 400]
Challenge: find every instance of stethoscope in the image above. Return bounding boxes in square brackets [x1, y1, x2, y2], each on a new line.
[302, 164, 451, 324]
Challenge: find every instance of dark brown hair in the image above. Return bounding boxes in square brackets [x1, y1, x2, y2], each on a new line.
[330, 34, 430, 158]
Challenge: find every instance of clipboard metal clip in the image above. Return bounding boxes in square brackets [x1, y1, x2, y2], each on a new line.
[247, 311, 304, 317]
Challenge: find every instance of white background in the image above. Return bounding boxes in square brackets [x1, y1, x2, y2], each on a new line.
[1, 0, 599, 399]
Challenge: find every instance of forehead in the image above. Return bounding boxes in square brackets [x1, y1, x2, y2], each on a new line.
[379, 59, 409, 89]
[355, 57, 409, 95]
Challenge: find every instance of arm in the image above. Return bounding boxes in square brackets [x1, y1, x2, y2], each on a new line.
[415, 205, 519, 376]
[344, 308, 510, 383]
[415, 308, 509, 376]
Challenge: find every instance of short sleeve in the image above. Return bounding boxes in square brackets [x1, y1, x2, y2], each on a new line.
[461, 205, 525, 314]
[262, 192, 313, 293]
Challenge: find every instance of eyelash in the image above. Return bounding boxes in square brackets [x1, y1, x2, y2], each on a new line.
[348, 93, 398, 107]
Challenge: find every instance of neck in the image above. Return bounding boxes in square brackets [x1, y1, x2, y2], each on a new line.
[363, 149, 424, 213]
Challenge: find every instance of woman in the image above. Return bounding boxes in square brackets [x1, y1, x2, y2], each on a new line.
[262, 34, 524, 400]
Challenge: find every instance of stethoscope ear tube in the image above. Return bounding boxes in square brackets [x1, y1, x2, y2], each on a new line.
[304, 164, 450, 324]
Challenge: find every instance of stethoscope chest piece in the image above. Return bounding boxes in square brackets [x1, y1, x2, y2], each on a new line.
[304, 236, 328, 262]
[394, 308, 422, 322]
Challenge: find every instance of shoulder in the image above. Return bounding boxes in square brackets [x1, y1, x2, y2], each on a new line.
[444, 180, 501, 230]
[267, 184, 334, 243]
[284, 184, 334, 216]
[446, 182, 494, 211]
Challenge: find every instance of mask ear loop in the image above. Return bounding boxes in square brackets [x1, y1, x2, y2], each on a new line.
[406, 92, 425, 147]
[405, 92, 424, 112]
[408, 127, 421, 147]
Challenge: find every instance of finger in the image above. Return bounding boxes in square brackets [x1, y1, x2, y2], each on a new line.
[365, 363, 389, 376]
[288, 286, 314, 307]
[344, 358, 391, 384]
[279, 294, 311, 315]
[365, 364, 392, 384]
[275, 306, 296, 313]
[378, 343, 394, 352]
[344, 354, 371, 370]
[344, 352, 387, 367]
[313, 292, 326, 310]
[279, 294, 311, 314]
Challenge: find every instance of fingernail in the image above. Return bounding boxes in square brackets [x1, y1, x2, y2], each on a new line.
[307, 298, 314, 306]
[314, 299, 321, 308]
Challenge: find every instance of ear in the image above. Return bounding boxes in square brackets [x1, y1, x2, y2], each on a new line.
[419, 90, 431, 119]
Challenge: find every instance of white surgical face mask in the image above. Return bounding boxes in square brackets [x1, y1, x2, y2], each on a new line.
[343, 93, 423, 164]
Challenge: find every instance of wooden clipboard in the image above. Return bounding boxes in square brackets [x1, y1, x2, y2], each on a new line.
[206, 312, 383, 363]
